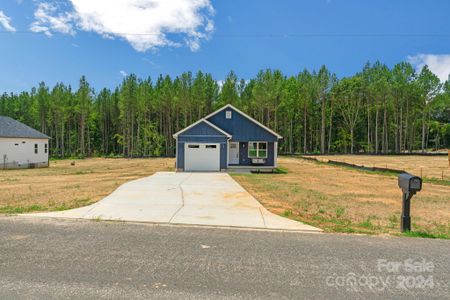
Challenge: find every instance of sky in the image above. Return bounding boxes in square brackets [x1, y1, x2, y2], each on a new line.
[1, 0, 450, 93]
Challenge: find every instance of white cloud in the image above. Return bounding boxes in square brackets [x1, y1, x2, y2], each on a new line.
[0, 11, 17, 32]
[30, 2, 75, 37]
[119, 70, 127, 77]
[408, 53, 450, 82]
[30, 0, 215, 52]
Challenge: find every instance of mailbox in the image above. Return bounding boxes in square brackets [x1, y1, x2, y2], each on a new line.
[398, 173, 422, 232]
[398, 173, 422, 194]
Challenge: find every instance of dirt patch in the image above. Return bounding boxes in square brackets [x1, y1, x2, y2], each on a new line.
[232, 157, 450, 237]
[0, 158, 174, 213]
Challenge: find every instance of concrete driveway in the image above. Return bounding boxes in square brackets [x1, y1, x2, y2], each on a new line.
[26, 172, 321, 232]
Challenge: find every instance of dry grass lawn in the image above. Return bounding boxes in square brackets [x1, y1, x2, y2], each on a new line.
[308, 154, 450, 180]
[0, 158, 174, 213]
[232, 157, 450, 238]
[2, 155, 449, 238]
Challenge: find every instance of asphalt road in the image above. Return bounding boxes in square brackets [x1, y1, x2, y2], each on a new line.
[0, 217, 449, 299]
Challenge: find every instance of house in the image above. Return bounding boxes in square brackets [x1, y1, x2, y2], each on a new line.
[173, 104, 282, 172]
[0, 116, 50, 169]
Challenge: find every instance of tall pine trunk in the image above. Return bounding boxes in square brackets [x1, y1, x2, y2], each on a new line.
[320, 94, 326, 154]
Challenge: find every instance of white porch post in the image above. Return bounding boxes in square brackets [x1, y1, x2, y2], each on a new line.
[226, 139, 230, 168]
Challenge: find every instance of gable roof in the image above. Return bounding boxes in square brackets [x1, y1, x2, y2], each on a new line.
[204, 104, 282, 139]
[0, 116, 50, 139]
[173, 118, 232, 138]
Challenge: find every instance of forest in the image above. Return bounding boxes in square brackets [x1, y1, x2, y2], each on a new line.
[0, 61, 449, 158]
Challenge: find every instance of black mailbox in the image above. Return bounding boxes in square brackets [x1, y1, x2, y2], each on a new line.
[397, 173, 422, 232]
[398, 173, 422, 194]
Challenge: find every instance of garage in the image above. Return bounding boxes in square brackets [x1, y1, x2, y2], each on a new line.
[184, 143, 220, 171]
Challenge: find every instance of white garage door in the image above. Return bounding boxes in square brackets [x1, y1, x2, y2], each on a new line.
[185, 143, 220, 171]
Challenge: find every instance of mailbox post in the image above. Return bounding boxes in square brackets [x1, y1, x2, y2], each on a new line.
[398, 173, 422, 232]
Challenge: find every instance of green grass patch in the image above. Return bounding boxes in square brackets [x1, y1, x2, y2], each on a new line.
[273, 167, 288, 174]
[422, 177, 450, 186]
[388, 214, 399, 228]
[358, 217, 376, 229]
[335, 207, 345, 218]
[0, 197, 93, 215]
[0, 204, 45, 214]
[401, 231, 450, 239]
[283, 209, 293, 217]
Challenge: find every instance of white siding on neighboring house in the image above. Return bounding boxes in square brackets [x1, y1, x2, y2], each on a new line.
[0, 137, 49, 169]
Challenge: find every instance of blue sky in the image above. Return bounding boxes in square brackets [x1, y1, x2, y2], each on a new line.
[1, 0, 450, 93]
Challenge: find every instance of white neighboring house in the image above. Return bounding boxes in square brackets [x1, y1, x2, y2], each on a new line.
[0, 116, 50, 169]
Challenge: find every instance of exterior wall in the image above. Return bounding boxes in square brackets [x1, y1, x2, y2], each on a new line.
[176, 121, 229, 171]
[182, 121, 226, 136]
[207, 107, 278, 142]
[236, 141, 275, 166]
[0, 137, 49, 169]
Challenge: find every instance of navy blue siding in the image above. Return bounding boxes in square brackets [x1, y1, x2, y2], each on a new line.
[237, 142, 275, 166]
[181, 120, 228, 137]
[207, 107, 278, 142]
[178, 136, 228, 143]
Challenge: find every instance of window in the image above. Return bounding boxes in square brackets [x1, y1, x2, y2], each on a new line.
[248, 142, 268, 158]
[188, 144, 199, 149]
[45, 143, 48, 154]
[225, 111, 232, 119]
[34, 144, 38, 154]
[205, 145, 217, 149]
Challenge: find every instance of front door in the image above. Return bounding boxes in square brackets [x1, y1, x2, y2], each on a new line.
[228, 142, 239, 165]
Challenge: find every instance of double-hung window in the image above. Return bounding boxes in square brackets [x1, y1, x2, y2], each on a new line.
[248, 142, 268, 158]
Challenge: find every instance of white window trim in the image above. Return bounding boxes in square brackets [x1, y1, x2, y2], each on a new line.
[248, 141, 268, 159]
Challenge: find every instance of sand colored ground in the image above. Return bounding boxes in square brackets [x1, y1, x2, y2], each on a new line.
[232, 157, 450, 237]
[0, 158, 174, 212]
[307, 154, 450, 180]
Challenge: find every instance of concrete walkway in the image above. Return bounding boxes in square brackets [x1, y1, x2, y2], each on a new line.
[24, 172, 321, 232]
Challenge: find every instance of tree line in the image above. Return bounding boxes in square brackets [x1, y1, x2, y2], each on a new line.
[1, 61, 449, 158]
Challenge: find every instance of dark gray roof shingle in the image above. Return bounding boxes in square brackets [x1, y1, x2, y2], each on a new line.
[0, 116, 50, 139]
